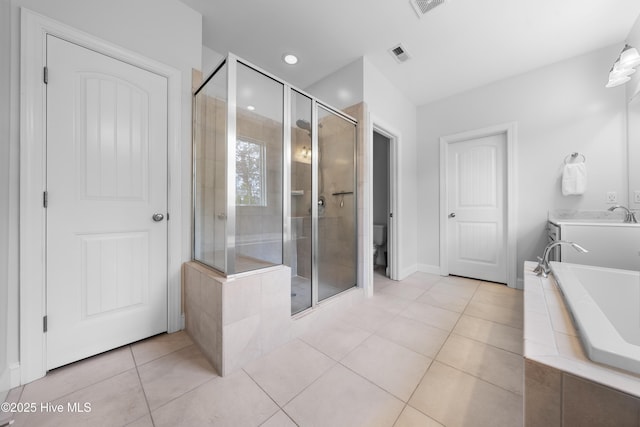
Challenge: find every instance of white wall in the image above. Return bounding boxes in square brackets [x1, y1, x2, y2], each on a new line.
[5, 0, 201, 387]
[305, 58, 364, 110]
[1, 0, 12, 400]
[202, 45, 225, 78]
[417, 44, 627, 283]
[301, 57, 420, 279]
[364, 58, 419, 278]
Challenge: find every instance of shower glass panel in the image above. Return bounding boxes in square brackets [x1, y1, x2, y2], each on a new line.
[317, 106, 357, 301]
[193, 54, 357, 311]
[290, 90, 313, 314]
[233, 63, 284, 273]
[193, 62, 227, 272]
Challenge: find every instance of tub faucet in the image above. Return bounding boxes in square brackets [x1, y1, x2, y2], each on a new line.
[608, 205, 638, 223]
[533, 240, 588, 278]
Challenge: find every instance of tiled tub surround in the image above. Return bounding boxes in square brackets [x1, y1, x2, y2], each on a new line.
[523, 261, 640, 426]
[183, 261, 365, 376]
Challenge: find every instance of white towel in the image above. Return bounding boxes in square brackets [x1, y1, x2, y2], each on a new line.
[562, 162, 587, 196]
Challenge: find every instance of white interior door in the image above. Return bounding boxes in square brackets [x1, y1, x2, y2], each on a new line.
[446, 133, 507, 283]
[46, 35, 168, 369]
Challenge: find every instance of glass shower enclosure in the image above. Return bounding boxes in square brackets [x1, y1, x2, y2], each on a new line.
[193, 54, 357, 315]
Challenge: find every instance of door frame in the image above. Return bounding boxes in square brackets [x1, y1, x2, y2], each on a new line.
[371, 117, 399, 282]
[439, 122, 518, 288]
[19, 9, 183, 383]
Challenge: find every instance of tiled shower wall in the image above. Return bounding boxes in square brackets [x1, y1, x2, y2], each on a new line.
[235, 110, 283, 265]
[316, 110, 357, 289]
[194, 92, 284, 269]
[193, 93, 227, 269]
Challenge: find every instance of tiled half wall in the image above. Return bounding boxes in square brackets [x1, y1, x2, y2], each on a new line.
[183, 261, 364, 376]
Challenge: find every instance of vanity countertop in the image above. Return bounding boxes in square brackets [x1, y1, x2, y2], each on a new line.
[548, 209, 629, 226]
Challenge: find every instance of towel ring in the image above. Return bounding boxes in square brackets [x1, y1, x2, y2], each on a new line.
[564, 152, 586, 164]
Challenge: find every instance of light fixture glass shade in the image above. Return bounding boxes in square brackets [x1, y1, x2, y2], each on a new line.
[611, 61, 636, 78]
[606, 74, 631, 88]
[619, 45, 640, 68]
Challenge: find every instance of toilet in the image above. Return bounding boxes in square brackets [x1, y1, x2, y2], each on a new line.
[373, 224, 387, 266]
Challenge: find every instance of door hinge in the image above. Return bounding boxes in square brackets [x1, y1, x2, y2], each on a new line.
[166, 212, 170, 221]
[389, 212, 393, 218]
[43, 66, 48, 84]
[43, 191, 48, 208]
[43, 315, 48, 333]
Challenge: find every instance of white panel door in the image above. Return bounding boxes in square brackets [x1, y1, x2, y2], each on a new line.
[447, 133, 507, 283]
[46, 35, 168, 369]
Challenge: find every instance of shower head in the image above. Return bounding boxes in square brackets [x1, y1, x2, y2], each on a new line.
[296, 119, 312, 138]
[296, 119, 311, 132]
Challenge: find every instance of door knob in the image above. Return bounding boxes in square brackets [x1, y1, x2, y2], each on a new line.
[448, 212, 456, 218]
[152, 213, 165, 222]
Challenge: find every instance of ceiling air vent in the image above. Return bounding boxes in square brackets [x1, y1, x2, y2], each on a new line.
[410, 0, 446, 17]
[389, 44, 411, 63]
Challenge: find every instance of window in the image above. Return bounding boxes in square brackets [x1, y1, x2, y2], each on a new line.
[236, 138, 266, 206]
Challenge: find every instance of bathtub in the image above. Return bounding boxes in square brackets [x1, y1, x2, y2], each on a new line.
[549, 261, 640, 375]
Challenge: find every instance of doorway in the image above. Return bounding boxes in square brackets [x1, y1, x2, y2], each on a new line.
[45, 35, 169, 369]
[439, 123, 517, 287]
[20, 10, 182, 383]
[373, 131, 391, 278]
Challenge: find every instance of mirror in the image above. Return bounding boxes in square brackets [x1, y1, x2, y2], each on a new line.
[628, 93, 640, 210]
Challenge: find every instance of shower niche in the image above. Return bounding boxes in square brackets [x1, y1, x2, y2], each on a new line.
[192, 54, 358, 315]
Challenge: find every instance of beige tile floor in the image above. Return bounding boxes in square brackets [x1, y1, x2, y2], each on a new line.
[6, 270, 524, 427]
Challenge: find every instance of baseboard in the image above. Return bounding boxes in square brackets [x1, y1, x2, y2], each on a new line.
[515, 277, 524, 290]
[417, 264, 441, 275]
[398, 264, 418, 281]
[0, 362, 20, 398]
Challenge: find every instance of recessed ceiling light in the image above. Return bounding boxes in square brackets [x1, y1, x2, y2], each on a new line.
[283, 54, 298, 65]
[247, 105, 256, 111]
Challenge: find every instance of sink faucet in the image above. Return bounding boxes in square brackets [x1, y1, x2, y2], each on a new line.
[608, 205, 638, 223]
[533, 240, 588, 277]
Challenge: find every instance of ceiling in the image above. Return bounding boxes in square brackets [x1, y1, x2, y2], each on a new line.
[180, 0, 640, 106]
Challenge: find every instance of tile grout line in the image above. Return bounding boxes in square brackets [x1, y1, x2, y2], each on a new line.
[400, 279, 484, 425]
[242, 368, 301, 427]
[433, 357, 524, 397]
[132, 345, 222, 422]
[19, 345, 138, 407]
[0, 385, 24, 426]
[448, 330, 524, 358]
[406, 281, 525, 414]
[385, 276, 521, 424]
[347, 274, 469, 425]
[130, 345, 156, 427]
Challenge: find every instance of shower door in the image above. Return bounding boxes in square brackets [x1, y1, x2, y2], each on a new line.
[290, 91, 313, 313]
[315, 106, 357, 302]
[289, 96, 357, 314]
